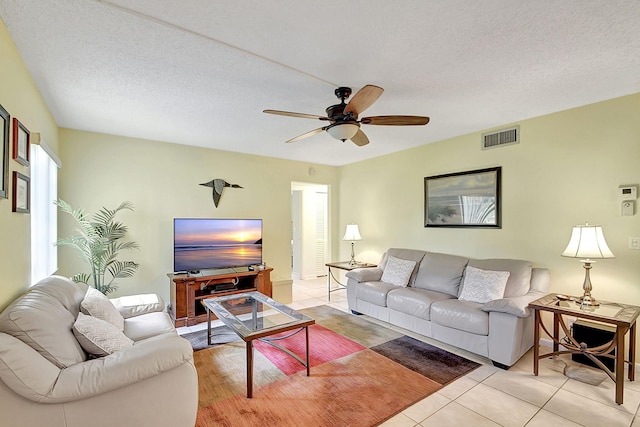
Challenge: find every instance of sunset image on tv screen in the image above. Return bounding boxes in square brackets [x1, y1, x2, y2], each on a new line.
[174, 219, 262, 272]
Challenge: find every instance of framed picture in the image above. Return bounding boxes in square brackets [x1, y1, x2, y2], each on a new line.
[424, 167, 501, 228]
[12, 118, 30, 166]
[0, 103, 9, 199]
[12, 171, 30, 214]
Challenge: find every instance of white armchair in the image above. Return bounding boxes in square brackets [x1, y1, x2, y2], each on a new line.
[0, 276, 198, 427]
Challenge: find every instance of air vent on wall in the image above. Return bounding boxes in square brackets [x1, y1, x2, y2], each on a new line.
[481, 126, 519, 150]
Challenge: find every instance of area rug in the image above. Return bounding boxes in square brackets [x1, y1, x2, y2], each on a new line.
[191, 305, 481, 427]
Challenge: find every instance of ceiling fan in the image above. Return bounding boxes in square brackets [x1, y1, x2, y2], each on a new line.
[263, 85, 430, 147]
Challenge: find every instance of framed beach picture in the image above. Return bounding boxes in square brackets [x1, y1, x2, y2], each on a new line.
[0, 103, 9, 199]
[12, 171, 30, 213]
[12, 118, 30, 166]
[424, 167, 501, 228]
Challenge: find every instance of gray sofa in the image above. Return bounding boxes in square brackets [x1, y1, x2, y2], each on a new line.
[346, 248, 550, 368]
[0, 276, 198, 427]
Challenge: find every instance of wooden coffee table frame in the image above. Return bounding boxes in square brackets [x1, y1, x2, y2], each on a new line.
[529, 294, 640, 405]
[201, 291, 315, 398]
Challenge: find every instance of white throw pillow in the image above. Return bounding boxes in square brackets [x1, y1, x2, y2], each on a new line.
[458, 265, 510, 304]
[73, 312, 133, 357]
[381, 255, 416, 287]
[81, 287, 125, 331]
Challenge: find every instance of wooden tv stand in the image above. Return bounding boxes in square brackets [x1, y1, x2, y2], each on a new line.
[168, 267, 272, 327]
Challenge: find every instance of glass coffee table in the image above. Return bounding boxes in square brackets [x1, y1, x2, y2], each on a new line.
[201, 291, 315, 398]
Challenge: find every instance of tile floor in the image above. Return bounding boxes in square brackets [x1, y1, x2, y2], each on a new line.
[178, 277, 640, 427]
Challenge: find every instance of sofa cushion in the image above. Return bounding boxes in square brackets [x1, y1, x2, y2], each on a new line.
[458, 266, 510, 304]
[0, 276, 87, 368]
[124, 312, 176, 342]
[413, 252, 469, 297]
[381, 256, 416, 287]
[73, 312, 134, 357]
[345, 267, 383, 283]
[111, 294, 165, 319]
[354, 281, 398, 307]
[387, 288, 455, 320]
[81, 287, 125, 331]
[466, 259, 533, 298]
[431, 299, 489, 335]
[29, 275, 87, 318]
[379, 249, 426, 286]
[483, 297, 530, 317]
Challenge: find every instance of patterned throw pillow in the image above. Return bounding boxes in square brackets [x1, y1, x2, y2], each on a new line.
[458, 265, 510, 304]
[73, 312, 133, 357]
[81, 287, 125, 331]
[381, 255, 416, 287]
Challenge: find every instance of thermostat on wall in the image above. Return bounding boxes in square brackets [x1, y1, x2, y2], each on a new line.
[619, 185, 637, 201]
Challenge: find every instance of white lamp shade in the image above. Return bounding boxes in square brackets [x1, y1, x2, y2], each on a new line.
[327, 123, 359, 141]
[343, 224, 362, 241]
[562, 224, 614, 259]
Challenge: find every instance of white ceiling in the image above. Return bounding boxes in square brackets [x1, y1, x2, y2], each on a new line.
[1, 1, 639, 166]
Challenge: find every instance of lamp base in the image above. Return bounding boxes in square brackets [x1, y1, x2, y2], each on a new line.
[577, 295, 600, 307]
[576, 261, 600, 308]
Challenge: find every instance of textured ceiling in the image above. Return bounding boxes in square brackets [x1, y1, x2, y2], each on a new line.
[1, 0, 639, 166]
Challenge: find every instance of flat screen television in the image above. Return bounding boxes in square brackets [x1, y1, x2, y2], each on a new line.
[173, 218, 262, 273]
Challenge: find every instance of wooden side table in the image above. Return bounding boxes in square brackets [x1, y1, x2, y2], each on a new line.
[529, 294, 640, 405]
[325, 261, 377, 301]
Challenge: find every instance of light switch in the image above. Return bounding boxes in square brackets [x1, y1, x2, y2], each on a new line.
[630, 237, 640, 250]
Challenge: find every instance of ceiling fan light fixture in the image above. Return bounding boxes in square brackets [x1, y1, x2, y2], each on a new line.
[326, 123, 359, 141]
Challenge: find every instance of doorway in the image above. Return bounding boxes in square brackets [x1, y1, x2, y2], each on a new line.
[291, 182, 329, 280]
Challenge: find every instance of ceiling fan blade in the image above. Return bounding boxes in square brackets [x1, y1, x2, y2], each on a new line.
[361, 115, 430, 126]
[344, 85, 384, 116]
[285, 127, 327, 143]
[263, 109, 329, 121]
[350, 129, 370, 147]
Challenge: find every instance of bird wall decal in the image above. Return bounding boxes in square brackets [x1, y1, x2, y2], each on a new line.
[200, 179, 243, 207]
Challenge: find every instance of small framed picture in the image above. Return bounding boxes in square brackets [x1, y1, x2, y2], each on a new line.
[12, 171, 30, 214]
[0, 103, 9, 199]
[12, 118, 30, 166]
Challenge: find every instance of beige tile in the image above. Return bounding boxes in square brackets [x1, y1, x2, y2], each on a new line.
[402, 392, 451, 423]
[624, 376, 640, 394]
[438, 376, 478, 400]
[632, 415, 640, 427]
[420, 401, 500, 427]
[561, 377, 640, 415]
[520, 355, 571, 389]
[544, 389, 634, 427]
[456, 382, 539, 427]
[466, 363, 498, 382]
[525, 409, 583, 427]
[378, 412, 418, 427]
[482, 369, 558, 407]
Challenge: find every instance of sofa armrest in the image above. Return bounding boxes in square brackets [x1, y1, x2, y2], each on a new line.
[0, 333, 62, 402]
[51, 334, 192, 403]
[111, 294, 165, 319]
[482, 290, 547, 318]
[1, 332, 193, 404]
[345, 267, 383, 283]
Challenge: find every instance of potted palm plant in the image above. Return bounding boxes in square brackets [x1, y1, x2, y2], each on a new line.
[56, 200, 140, 295]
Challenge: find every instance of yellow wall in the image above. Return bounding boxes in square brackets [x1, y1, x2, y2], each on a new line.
[2, 11, 640, 345]
[0, 18, 59, 310]
[339, 93, 640, 304]
[57, 129, 339, 302]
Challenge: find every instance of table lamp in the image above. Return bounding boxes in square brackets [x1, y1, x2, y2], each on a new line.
[343, 224, 362, 266]
[561, 223, 614, 307]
